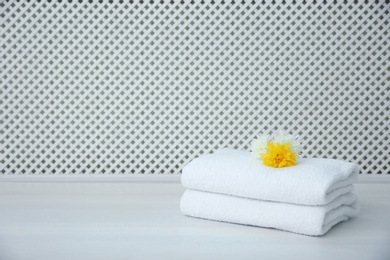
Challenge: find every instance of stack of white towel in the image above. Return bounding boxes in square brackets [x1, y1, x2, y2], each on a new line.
[180, 148, 359, 236]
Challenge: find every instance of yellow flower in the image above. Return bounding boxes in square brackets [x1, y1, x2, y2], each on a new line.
[261, 142, 298, 168]
[251, 132, 302, 168]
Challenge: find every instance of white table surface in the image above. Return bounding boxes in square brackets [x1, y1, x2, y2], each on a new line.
[0, 182, 389, 260]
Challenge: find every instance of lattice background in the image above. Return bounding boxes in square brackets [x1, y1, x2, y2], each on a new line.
[1, 0, 389, 176]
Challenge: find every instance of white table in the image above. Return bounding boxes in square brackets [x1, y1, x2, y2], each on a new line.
[0, 182, 389, 260]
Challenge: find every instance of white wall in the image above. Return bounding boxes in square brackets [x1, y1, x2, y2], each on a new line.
[1, 0, 389, 179]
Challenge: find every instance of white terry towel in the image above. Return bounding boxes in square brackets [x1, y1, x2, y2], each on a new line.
[181, 189, 359, 236]
[182, 149, 359, 206]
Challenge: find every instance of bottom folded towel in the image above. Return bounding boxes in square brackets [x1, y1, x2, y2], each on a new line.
[180, 189, 359, 236]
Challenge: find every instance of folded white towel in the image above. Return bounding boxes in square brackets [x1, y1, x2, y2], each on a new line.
[182, 149, 359, 206]
[181, 189, 359, 236]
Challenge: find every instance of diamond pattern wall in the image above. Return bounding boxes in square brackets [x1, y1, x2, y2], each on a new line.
[1, 0, 389, 176]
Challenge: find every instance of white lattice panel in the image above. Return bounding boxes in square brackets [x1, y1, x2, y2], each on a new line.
[1, 0, 389, 176]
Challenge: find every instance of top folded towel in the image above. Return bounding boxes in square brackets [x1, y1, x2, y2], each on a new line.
[181, 148, 359, 206]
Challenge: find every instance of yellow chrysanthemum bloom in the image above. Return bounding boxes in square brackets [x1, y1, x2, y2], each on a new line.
[261, 142, 298, 168]
[251, 132, 301, 168]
